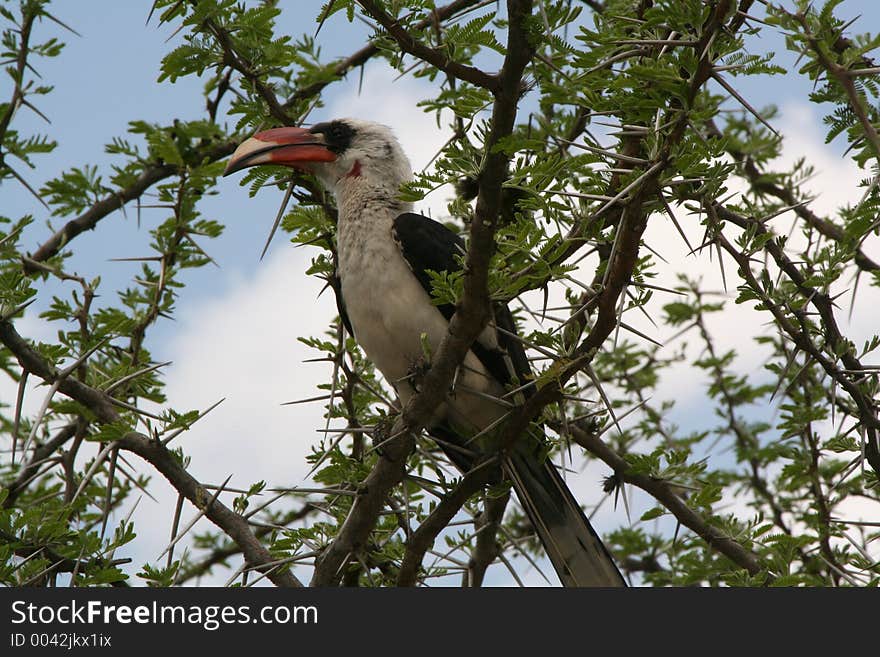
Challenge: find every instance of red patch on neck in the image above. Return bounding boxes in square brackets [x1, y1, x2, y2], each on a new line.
[346, 160, 362, 178]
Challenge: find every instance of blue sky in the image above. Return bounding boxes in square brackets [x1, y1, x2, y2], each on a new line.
[3, 1, 880, 586]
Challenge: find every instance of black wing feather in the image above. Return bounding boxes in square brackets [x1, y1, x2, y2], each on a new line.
[392, 212, 530, 391]
[392, 212, 464, 322]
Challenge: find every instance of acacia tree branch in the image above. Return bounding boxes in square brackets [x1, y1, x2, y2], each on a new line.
[397, 460, 496, 586]
[311, 0, 537, 587]
[797, 377, 844, 584]
[23, 137, 240, 269]
[0, 6, 36, 145]
[3, 422, 78, 507]
[196, 10, 291, 124]
[314, 1, 748, 586]
[786, 9, 880, 161]
[711, 118, 880, 273]
[709, 204, 880, 479]
[7, 0, 496, 589]
[411, 0, 536, 426]
[690, 300, 792, 534]
[357, 0, 499, 91]
[310, 423, 415, 586]
[284, 0, 489, 108]
[24, 163, 170, 268]
[175, 504, 316, 585]
[0, 317, 303, 588]
[513, 0, 755, 295]
[23, 0, 486, 271]
[116, 433, 302, 587]
[0, 320, 120, 422]
[468, 489, 508, 586]
[314, 0, 750, 587]
[496, 0, 743, 447]
[568, 422, 768, 579]
[1, 526, 132, 585]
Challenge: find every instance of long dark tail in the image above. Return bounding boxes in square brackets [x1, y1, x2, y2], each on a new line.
[505, 449, 626, 587]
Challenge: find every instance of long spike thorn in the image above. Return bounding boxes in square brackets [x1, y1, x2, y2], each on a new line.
[463, 411, 513, 447]
[315, 426, 374, 434]
[660, 196, 694, 253]
[107, 397, 164, 421]
[282, 393, 334, 406]
[0, 297, 37, 322]
[556, 138, 650, 165]
[99, 447, 120, 543]
[106, 458, 159, 504]
[618, 321, 664, 347]
[593, 160, 666, 225]
[315, 0, 338, 37]
[21, 379, 61, 457]
[711, 72, 779, 137]
[11, 370, 28, 466]
[70, 441, 117, 505]
[104, 361, 172, 394]
[161, 397, 225, 445]
[594, 398, 650, 438]
[584, 364, 622, 436]
[166, 494, 185, 570]
[452, 382, 515, 408]
[366, 425, 417, 455]
[769, 347, 801, 402]
[260, 179, 296, 261]
[158, 474, 233, 561]
[7, 166, 50, 210]
[59, 337, 113, 378]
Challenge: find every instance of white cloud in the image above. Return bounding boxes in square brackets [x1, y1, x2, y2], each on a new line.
[161, 249, 337, 485]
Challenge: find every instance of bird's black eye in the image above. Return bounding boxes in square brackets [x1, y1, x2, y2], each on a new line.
[310, 120, 356, 154]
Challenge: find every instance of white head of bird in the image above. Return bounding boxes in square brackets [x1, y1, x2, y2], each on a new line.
[224, 118, 413, 206]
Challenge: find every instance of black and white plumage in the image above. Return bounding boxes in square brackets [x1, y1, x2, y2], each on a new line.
[225, 118, 625, 587]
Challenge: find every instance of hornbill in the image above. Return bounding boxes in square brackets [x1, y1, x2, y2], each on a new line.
[225, 118, 625, 587]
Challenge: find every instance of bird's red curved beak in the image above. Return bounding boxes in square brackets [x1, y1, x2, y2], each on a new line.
[223, 127, 336, 176]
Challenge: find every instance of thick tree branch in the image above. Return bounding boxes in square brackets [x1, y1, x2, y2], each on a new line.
[357, 0, 499, 91]
[397, 460, 495, 586]
[23, 0, 486, 271]
[469, 489, 508, 586]
[0, 317, 303, 588]
[284, 0, 488, 108]
[116, 432, 303, 587]
[311, 425, 415, 586]
[311, 0, 536, 586]
[567, 423, 768, 580]
[407, 0, 535, 428]
[0, 320, 120, 423]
